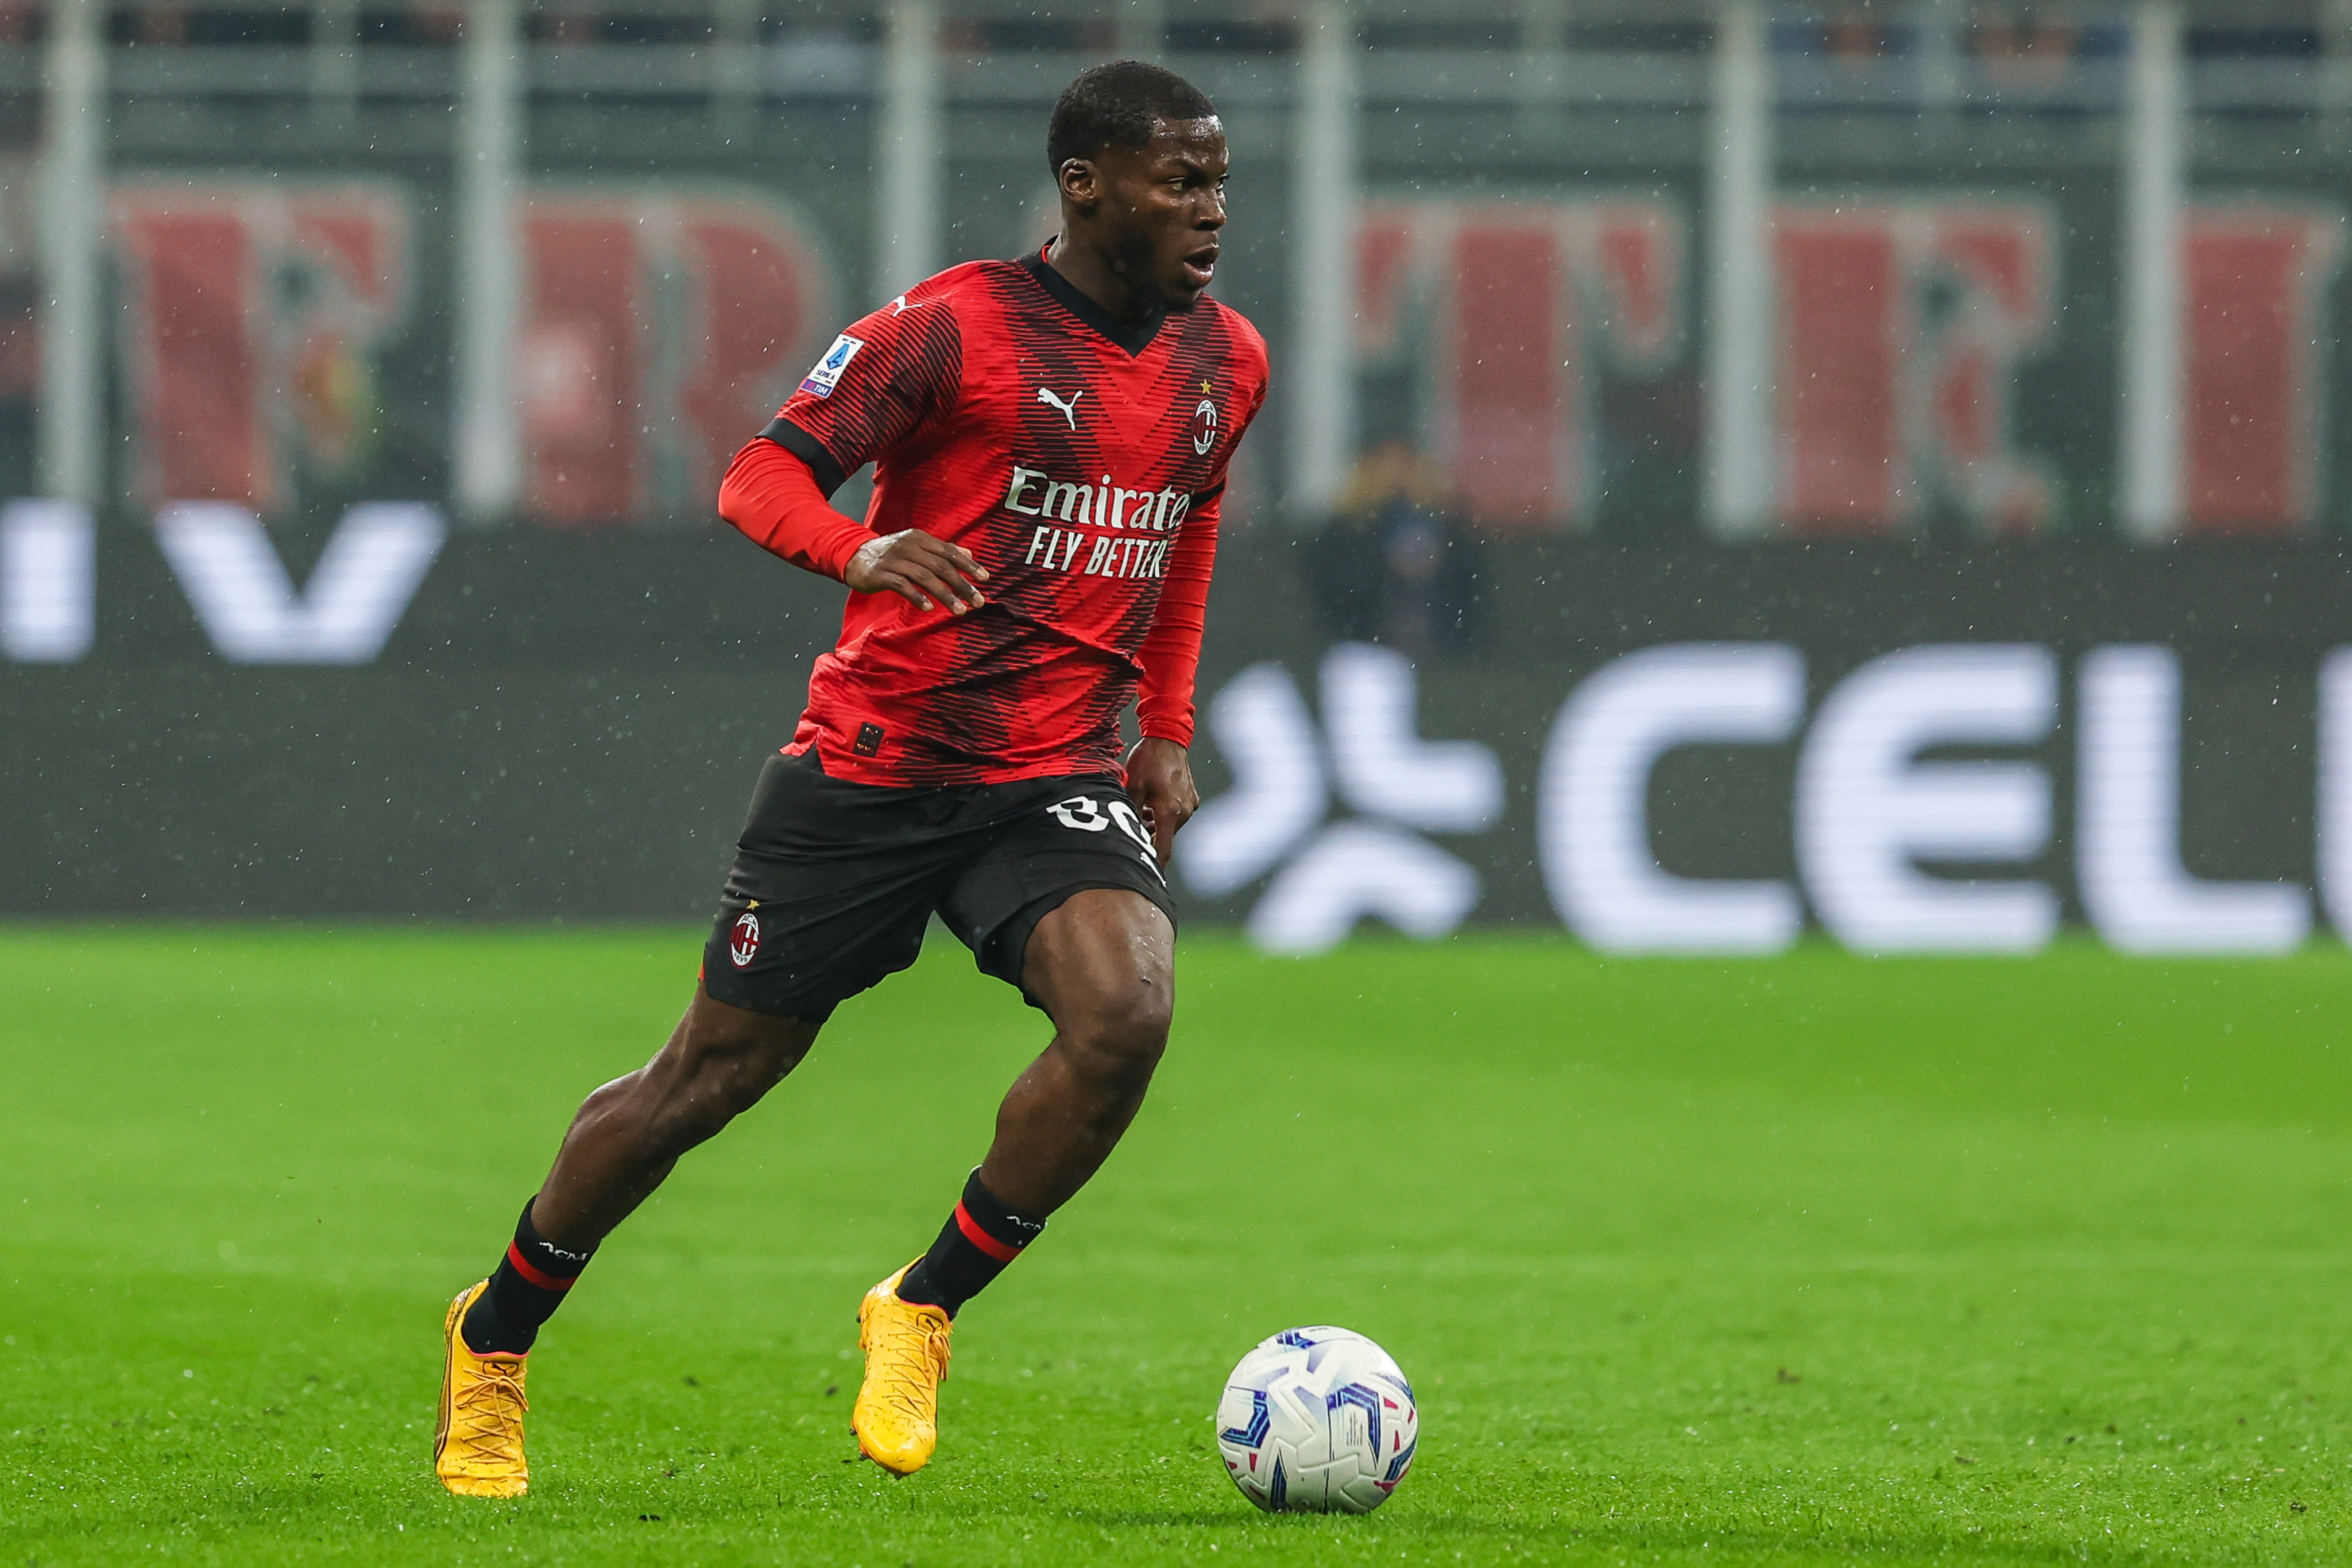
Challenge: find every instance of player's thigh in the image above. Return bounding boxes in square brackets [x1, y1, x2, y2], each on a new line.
[937, 776, 1178, 1020]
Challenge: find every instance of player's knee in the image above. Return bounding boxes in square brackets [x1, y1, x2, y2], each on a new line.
[1061, 983, 1171, 1087]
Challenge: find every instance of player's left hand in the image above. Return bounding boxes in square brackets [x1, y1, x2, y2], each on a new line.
[1125, 737, 1198, 869]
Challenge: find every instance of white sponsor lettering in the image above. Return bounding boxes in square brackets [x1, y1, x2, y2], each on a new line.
[1191, 639, 2342, 958]
[1795, 644, 2057, 954]
[1001, 467, 1186, 529]
[156, 501, 445, 664]
[999, 466, 1193, 579]
[2076, 645, 2310, 954]
[1539, 643, 1805, 954]
[1005, 465, 1046, 515]
[1, 500, 95, 663]
[1039, 480, 1090, 525]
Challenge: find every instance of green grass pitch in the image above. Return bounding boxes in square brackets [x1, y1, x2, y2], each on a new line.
[3, 927, 2348, 1565]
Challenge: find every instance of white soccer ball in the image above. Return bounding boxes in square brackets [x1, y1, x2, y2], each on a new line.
[1214, 1326, 1418, 1513]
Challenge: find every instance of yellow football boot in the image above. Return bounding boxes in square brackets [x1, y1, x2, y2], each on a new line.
[853, 1261, 952, 1474]
[435, 1280, 530, 1498]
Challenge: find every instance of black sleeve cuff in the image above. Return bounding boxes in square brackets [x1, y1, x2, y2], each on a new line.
[759, 417, 848, 500]
[1194, 482, 1227, 504]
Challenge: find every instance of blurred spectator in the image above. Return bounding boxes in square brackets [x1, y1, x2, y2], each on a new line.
[1972, 7, 2084, 85]
[133, 3, 187, 45]
[1823, 10, 1894, 66]
[415, 2, 463, 46]
[540, 11, 598, 45]
[1311, 441, 1486, 658]
[1775, 11, 1898, 65]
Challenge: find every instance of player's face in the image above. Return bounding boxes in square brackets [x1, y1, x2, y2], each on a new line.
[1091, 118, 1228, 313]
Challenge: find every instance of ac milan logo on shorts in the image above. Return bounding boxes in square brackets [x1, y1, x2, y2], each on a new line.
[729, 911, 761, 968]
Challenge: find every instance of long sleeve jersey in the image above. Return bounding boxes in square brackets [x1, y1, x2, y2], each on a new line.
[718, 246, 1270, 786]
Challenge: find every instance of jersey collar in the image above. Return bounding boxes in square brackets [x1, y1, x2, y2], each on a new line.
[1019, 246, 1166, 357]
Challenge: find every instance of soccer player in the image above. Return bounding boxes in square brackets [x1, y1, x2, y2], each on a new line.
[435, 60, 1268, 1497]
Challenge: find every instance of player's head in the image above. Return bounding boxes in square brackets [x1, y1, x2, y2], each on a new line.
[1047, 61, 1226, 314]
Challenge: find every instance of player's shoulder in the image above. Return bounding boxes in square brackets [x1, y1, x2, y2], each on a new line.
[796, 266, 1001, 406]
[1193, 295, 1270, 384]
[828, 261, 1010, 351]
[890, 258, 1026, 321]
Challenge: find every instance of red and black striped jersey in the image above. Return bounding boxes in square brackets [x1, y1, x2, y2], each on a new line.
[759, 247, 1270, 786]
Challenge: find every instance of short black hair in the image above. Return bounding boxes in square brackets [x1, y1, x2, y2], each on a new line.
[1046, 60, 1217, 175]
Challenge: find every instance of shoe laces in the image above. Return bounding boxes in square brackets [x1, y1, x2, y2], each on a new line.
[869, 1306, 950, 1421]
[451, 1357, 528, 1464]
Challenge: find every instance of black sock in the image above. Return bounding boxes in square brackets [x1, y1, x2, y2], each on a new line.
[895, 1170, 1047, 1319]
[461, 1198, 594, 1356]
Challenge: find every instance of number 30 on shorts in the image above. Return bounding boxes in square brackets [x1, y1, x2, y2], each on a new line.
[1047, 794, 1155, 857]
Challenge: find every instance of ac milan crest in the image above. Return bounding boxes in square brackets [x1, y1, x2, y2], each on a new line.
[1188, 398, 1218, 455]
[728, 910, 761, 967]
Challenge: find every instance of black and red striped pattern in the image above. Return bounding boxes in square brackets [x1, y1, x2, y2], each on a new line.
[896, 1168, 1050, 1318]
[461, 1198, 597, 1356]
[767, 247, 1271, 787]
[952, 1199, 1027, 1263]
[502, 1238, 582, 1292]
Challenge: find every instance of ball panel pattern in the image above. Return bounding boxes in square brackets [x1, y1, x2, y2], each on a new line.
[1214, 1326, 1418, 1514]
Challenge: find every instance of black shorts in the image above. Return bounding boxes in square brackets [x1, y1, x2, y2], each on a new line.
[700, 749, 1177, 1023]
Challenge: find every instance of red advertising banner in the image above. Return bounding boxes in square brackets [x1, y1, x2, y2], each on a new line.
[519, 191, 831, 523]
[109, 181, 831, 524]
[1358, 193, 2343, 536]
[1357, 197, 1682, 530]
[113, 183, 411, 513]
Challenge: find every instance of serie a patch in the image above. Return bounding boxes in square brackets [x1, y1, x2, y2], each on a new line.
[800, 333, 865, 398]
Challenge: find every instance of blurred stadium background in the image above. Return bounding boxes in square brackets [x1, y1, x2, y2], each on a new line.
[1, 0, 2348, 957]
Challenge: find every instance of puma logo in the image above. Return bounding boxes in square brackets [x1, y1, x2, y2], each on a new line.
[1036, 386, 1083, 428]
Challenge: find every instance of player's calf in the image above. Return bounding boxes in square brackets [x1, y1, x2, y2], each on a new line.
[439, 990, 818, 1490]
[979, 891, 1177, 1215]
[461, 996, 813, 1356]
[532, 992, 819, 1245]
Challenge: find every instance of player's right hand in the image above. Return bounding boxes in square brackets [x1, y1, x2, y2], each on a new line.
[845, 529, 991, 614]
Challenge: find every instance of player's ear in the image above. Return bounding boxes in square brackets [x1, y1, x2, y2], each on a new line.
[1057, 156, 1101, 212]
